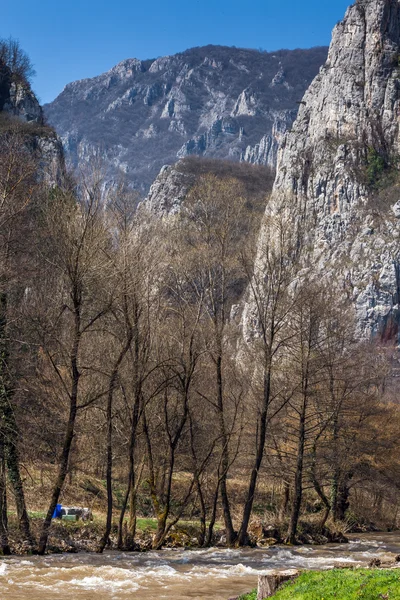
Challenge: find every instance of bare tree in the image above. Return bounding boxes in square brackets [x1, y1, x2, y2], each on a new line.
[0, 130, 40, 547]
[285, 284, 325, 544]
[34, 175, 112, 555]
[179, 174, 254, 545]
[237, 208, 300, 546]
[0, 38, 36, 85]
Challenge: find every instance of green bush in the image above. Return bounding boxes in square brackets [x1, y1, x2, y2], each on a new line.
[366, 147, 386, 187]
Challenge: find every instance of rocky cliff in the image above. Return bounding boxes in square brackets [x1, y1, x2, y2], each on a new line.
[240, 111, 297, 166]
[0, 61, 43, 123]
[145, 163, 194, 216]
[0, 60, 64, 184]
[44, 45, 327, 193]
[243, 0, 400, 342]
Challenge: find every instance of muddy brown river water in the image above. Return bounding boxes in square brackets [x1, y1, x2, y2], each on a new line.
[1, 533, 400, 600]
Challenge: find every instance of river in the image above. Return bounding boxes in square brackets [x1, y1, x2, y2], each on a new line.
[1, 533, 400, 600]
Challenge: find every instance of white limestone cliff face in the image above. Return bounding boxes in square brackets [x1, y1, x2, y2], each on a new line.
[177, 117, 243, 160]
[144, 164, 194, 216]
[231, 89, 259, 117]
[244, 0, 400, 342]
[35, 135, 65, 186]
[241, 110, 296, 168]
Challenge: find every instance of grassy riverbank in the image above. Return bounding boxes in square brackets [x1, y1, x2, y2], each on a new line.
[239, 569, 400, 600]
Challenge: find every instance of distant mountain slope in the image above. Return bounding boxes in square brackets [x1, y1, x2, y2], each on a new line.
[44, 45, 328, 192]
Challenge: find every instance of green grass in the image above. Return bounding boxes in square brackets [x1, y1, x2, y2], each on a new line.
[11, 511, 209, 534]
[134, 517, 223, 532]
[28, 510, 47, 519]
[239, 591, 256, 600]
[7, 510, 47, 519]
[136, 518, 158, 531]
[240, 569, 400, 600]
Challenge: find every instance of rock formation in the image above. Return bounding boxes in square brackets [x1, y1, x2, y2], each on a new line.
[0, 60, 42, 123]
[44, 45, 327, 192]
[240, 110, 297, 167]
[244, 0, 400, 341]
[145, 164, 195, 216]
[0, 60, 64, 184]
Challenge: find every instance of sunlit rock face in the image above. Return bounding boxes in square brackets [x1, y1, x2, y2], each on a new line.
[44, 45, 327, 193]
[145, 164, 195, 216]
[0, 61, 65, 184]
[241, 111, 297, 168]
[0, 62, 42, 123]
[244, 0, 400, 342]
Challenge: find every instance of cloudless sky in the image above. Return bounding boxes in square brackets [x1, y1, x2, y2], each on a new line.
[2, 0, 351, 104]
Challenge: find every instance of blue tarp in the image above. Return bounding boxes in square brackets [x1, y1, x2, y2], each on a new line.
[52, 503, 62, 519]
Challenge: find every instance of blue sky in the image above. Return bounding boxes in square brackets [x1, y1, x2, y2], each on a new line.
[2, 0, 351, 104]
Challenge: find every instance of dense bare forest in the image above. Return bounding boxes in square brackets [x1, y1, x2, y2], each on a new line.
[0, 123, 398, 556]
[1, 40, 400, 558]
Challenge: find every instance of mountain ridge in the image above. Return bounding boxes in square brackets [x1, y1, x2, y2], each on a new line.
[44, 44, 328, 193]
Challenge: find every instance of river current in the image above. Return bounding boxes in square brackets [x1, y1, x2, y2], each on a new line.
[1, 533, 400, 600]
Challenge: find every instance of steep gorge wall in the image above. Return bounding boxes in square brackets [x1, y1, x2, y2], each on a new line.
[244, 0, 400, 341]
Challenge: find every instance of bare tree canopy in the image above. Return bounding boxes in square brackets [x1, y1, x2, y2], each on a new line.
[0, 38, 36, 85]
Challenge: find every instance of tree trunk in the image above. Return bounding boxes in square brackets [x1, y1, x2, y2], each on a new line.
[331, 413, 340, 522]
[127, 476, 137, 546]
[196, 481, 206, 548]
[216, 351, 236, 546]
[0, 291, 32, 544]
[97, 376, 115, 554]
[313, 476, 331, 530]
[189, 416, 207, 547]
[238, 368, 271, 546]
[257, 570, 299, 599]
[0, 438, 10, 555]
[153, 510, 168, 549]
[98, 325, 133, 554]
[152, 444, 176, 550]
[126, 408, 139, 549]
[38, 304, 81, 555]
[124, 322, 141, 550]
[117, 474, 130, 550]
[205, 479, 219, 547]
[309, 439, 331, 530]
[286, 400, 306, 545]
